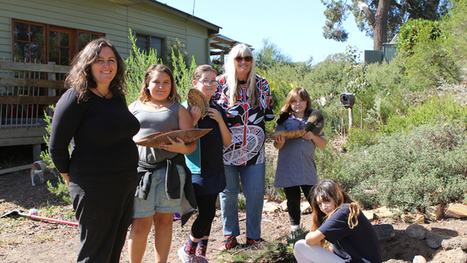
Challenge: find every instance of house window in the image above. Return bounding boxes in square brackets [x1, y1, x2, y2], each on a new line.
[135, 33, 164, 59]
[12, 19, 105, 65]
[13, 21, 46, 63]
[78, 31, 105, 51]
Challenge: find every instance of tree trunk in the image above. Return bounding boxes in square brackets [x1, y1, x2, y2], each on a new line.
[373, 0, 391, 50]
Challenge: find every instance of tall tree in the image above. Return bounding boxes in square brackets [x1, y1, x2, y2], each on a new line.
[321, 0, 450, 50]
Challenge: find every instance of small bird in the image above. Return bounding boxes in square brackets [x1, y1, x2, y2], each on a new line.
[304, 109, 325, 136]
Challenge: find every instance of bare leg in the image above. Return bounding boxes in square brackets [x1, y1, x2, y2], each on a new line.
[128, 216, 153, 263]
[153, 212, 175, 263]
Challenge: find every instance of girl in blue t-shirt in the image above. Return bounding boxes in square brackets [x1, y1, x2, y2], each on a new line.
[273, 87, 327, 234]
[294, 179, 382, 263]
[178, 65, 232, 263]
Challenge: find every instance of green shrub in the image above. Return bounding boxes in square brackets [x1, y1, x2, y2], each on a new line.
[341, 121, 467, 212]
[125, 29, 196, 104]
[382, 95, 467, 134]
[345, 128, 380, 151]
[125, 29, 162, 105]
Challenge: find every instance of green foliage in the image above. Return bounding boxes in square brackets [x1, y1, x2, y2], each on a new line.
[40, 106, 55, 169]
[346, 127, 379, 151]
[40, 105, 71, 203]
[47, 177, 72, 204]
[125, 29, 162, 105]
[305, 53, 349, 98]
[398, 19, 443, 56]
[255, 38, 292, 69]
[125, 29, 197, 104]
[398, 18, 462, 88]
[170, 49, 197, 100]
[443, 0, 467, 69]
[382, 95, 467, 134]
[340, 121, 467, 212]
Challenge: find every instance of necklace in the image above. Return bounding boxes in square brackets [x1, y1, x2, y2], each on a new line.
[94, 88, 111, 99]
[147, 101, 168, 110]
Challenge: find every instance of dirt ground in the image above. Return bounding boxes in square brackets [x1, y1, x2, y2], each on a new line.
[1, 170, 467, 263]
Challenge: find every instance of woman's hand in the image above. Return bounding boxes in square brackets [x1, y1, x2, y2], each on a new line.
[273, 135, 285, 149]
[189, 106, 202, 126]
[60, 173, 70, 189]
[206, 107, 222, 123]
[305, 230, 326, 247]
[160, 136, 192, 154]
[303, 131, 328, 149]
[302, 131, 315, 141]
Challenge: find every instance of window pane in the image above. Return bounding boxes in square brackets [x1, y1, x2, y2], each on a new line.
[60, 33, 69, 47]
[150, 37, 162, 57]
[30, 25, 45, 43]
[60, 47, 70, 65]
[14, 42, 27, 61]
[14, 22, 29, 41]
[79, 33, 90, 50]
[49, 31, 59, 46]
[91, 34, 101, 40]
[30, 43, 45, 63]
[49, 46, 59, 64]
[135, 35, 148, 52]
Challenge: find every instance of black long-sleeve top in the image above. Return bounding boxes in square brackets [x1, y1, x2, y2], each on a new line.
[49, 88, 140, 178]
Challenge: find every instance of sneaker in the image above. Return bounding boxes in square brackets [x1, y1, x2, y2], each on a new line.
[178, 247, 198, 263]
[243, 237, 265, 250]
[196, 254, 209, 263]
[218, 235, 237, 251]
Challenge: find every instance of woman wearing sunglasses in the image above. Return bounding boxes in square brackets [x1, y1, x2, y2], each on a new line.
[213, 43, 274, 250]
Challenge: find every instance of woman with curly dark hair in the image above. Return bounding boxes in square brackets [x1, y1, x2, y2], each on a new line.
[49, 38, 140, 263]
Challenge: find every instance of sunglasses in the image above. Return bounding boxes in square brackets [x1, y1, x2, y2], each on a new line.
[235, 56, 253, 62]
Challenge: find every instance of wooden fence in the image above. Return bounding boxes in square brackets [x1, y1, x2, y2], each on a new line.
[0, 61, 69, 160]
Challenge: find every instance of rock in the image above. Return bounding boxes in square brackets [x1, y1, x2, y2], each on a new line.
[426, 204, 443, 221]
[426, 231, 450, 249]
[263, 201, 280, 213]
[412, 255, 427, 263]
[442, 237, 467, 250]
[373, 224, 395, 240]
[432, 248, 467, 263]
[405, 224, 428, 240]
[401, 213, 425, 224]
[362, 210, 375, 221]
[445, 204, 467, 219]
[373, 206, 395, 219]
[300, 201, 312, 214]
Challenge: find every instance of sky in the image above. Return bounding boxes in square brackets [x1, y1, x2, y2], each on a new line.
[160, 0, 374, 64]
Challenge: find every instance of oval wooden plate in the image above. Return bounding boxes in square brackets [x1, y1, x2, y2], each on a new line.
[135, 128, 212, 148]
[268, 130, 307, 140]
[187, 89, 209, 119]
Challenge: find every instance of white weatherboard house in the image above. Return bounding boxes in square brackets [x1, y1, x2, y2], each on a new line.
[0, 0, 239, 161]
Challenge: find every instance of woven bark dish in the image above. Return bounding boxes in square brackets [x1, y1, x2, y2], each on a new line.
[187, 88, 209, 119]
[268, 130, 307, 140]
[135, 128, 212, 148]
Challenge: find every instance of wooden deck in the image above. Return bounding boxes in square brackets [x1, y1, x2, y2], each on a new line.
[0, 61, 69, 161]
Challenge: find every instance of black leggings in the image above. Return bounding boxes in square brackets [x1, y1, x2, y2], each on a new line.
[190, 193, 218, 239]
[283, 185, 313, 226]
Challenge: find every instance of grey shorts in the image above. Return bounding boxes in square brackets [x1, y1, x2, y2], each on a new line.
[133, 165, 186, 218]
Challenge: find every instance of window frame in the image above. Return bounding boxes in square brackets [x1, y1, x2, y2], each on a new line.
[134, 30, 166, 61]
[12, 19, 105, 65]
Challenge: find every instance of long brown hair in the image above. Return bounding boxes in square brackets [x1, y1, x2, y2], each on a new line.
[280, 87, 312, 117]
[65, 38, 126, 102]
[310, 179, 361, 231]
[138, 64, 180, 103]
